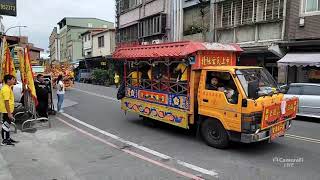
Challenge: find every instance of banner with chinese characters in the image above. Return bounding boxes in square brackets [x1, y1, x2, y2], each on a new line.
[261, 103, 282, 129]
[193, 51, 236, 69]
[282, 98, 299, 120]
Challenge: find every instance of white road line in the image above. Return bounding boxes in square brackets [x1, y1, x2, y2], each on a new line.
[72, 88, 120, 102]
[61, 112, 219, 178]
[177, 160, 219, 177]
[286, 134, 320, 142]
[56, 117, 205, 180]
[73, 88, 320, 146]
[62, 113, 171, 160]
[285, 134, 320, 144]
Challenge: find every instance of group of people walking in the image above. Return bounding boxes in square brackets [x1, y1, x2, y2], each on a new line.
[0, 74, 65, 146]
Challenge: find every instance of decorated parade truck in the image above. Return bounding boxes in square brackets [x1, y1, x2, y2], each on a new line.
[113, 41, 298, 149]
[44, 62, 74, 89]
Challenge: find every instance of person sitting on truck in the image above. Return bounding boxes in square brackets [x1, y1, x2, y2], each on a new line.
[128, 70, 142, 86]
[174, 63, 188, 81]
[207, 77, 223, 90]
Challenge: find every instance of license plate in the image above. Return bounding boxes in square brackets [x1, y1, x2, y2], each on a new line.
[270, 122, 286, 141]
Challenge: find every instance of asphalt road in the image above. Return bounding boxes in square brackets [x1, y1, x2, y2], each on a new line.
[62, 83, 320, 180]
[2, 83, 319, 180]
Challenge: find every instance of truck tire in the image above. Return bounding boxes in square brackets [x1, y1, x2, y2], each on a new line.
[201, 119, 229, 149]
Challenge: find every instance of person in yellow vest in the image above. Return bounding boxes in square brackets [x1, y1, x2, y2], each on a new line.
[114, 72, 120, 88]
[174, 63, 188, 81]
[128, 71, 142, 86]
[1, 75, 18, 146]
[147, 69, 152, 80]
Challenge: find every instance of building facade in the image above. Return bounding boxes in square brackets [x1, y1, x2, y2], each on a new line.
[49, 27, 60, 62]
[92, 29, 116, 57]
[81, 30, 94, 58]
[277, 0, 320, 83]
[57, 17, 114, 63]
[115, 0, 184, 46]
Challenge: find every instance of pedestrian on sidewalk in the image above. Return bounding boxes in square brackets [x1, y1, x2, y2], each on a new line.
[0, 75, 18, 146]
[35, 74, 50, 118]
[56, 75, 65, 113]
[114, 72, 120, 88]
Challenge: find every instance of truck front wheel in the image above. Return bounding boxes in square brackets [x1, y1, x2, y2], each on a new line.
[201, 119, 229, 149]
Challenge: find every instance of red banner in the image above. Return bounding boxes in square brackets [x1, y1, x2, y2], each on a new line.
[261, 104, 282, 129]
[283, 98, 299, 119]
[193, 51, 236, 69]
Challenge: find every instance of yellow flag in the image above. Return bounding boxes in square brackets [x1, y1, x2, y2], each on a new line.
[1, 37, 16, 81]
[24, 47, 38, 106]
[18, 49, 26, 84]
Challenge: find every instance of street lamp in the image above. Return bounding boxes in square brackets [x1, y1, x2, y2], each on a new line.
[4, 25, 27, 35]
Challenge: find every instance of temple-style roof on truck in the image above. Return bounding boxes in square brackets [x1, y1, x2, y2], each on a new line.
[112, 41, 243, 60]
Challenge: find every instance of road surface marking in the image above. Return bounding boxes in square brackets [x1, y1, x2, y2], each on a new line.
[177, 161, 219, 177]
[285, 134, 320, 144]
[73, 87, 320, 144]
[62, 113, 171, 160]
[56, 117, 205, 180]
[61, 113, 219, 178]
[73, 88, 120, 102]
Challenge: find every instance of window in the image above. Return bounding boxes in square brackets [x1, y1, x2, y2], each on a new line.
[88, 34, 91, 41]
[120, 0, 139, 12]
[84, 35, 87, 42]
[138, 14, 165, 38]
[287, 86, 302, 95]
[304, 0, 320, 13]
[88, 23, 93, 28]
[302, 86, 320, 95]
[216, 0, 284, 28]
[119, 24, 138, 42]
[98, 36, 104, 48]
[206, 71, 239, 104]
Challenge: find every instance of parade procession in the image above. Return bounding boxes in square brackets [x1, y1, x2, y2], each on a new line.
[0, 0, 320, 180]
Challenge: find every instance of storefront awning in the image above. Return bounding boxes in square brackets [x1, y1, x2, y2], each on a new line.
[278, 52, 320, 67]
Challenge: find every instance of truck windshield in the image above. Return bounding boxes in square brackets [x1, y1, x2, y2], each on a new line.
[236, 68, 280, 98]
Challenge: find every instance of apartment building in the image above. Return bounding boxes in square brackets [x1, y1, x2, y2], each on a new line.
[278, 0, 320, 83]
[115, 0, 184, 46]
[57, 17, 114, 63]
[49, 27, 60, 62]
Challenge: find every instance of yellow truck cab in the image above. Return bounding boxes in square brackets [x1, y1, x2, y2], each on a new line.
[113, 41, 298, 149]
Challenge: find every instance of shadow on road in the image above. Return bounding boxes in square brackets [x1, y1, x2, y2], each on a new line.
[127, 117, 286, 153]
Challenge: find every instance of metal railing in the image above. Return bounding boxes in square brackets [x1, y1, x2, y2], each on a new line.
[14, 90, 51, 132]
[126, 78, 188, 95]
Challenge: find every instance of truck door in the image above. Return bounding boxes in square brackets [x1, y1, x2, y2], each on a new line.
[198, 70, 243, 132]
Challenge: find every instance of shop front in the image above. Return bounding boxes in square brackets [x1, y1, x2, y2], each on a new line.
[277, 52, 320, 84]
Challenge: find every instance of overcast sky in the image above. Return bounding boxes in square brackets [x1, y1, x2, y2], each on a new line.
[2, 0, 115, 56]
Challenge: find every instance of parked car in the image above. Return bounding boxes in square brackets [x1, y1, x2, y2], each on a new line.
[0, 80, 23, 103]
[284, 83, 320, 118]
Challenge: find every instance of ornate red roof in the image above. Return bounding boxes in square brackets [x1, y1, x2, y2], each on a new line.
[112, 41, 243, 60]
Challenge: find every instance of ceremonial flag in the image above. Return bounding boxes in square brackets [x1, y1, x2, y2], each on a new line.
[1, 37, 16, 81]
[24, 47, 38, 106]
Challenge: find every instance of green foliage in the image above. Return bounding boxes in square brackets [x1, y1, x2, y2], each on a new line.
[92, 65, 115, 86]
[183, 24, 207, 36]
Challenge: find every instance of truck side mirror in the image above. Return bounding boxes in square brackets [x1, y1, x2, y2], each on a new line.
[279, 84, 289, 94]
[248, 80, 259, 100]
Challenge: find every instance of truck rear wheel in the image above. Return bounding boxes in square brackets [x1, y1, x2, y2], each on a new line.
[201, 119, 229, 149]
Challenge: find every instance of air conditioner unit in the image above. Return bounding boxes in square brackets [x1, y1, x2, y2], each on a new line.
[141, 41, 149, 45]
[152, 39, 162, 44]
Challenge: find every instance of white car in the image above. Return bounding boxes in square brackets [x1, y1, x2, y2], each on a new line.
[0, 80, 23, 103]
[284, 83, 320, 118]
[0, 71, 23, 103]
